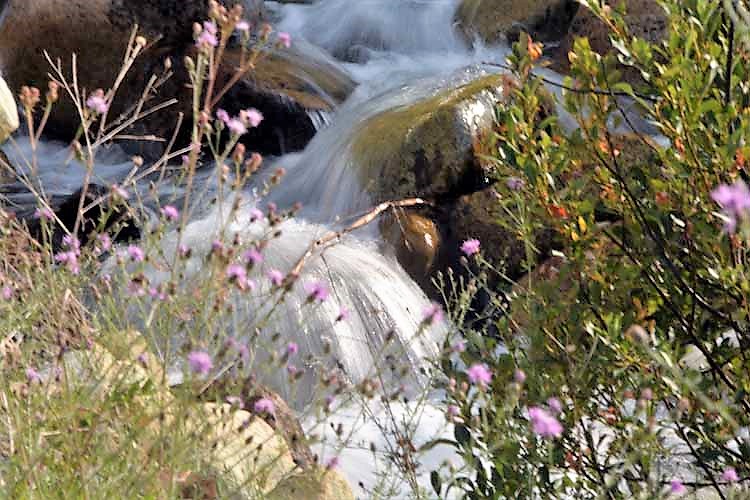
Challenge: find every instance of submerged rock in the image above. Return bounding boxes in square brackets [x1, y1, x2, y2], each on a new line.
[0, 0, 353, 158]
[454, 0, 578, 46]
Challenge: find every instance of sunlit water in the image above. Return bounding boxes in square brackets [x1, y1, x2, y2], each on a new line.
[1, 0, 523, 495]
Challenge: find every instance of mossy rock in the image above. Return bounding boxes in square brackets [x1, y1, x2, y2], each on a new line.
[454, 0, 578, 45]
[268, 468, 355, 500]
[352, 74, 512, 203]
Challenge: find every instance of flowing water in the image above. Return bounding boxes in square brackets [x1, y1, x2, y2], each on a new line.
[2, 0, 518, 495]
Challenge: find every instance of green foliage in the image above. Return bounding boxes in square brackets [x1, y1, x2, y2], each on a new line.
[432, 0, 750, 497]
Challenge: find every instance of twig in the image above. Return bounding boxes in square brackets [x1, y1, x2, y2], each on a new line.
[290, 198, 431, 276]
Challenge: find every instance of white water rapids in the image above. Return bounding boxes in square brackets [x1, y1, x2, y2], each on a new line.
[0, 0, 519, 496]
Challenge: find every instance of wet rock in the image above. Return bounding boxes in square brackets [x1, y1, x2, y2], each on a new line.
[268, 467, 355, 500]
[555, 0, 667, 84]
[0, 0, 353, 159]
[380, 211, 441, 291]
[24, 184, 140, 251]
[352, 74, 513, 204]
[454, 0, 578, 46]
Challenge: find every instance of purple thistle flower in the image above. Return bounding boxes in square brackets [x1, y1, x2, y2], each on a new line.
[253, 397, 275, 415]
[285, 342, 299, 356]
[711, 181, 750, 232]
[722, 467, 739, 482]
[86, 91, 108, 114]
[421, 302, 444, 325]
[187, 351, 213, 375]
[305, 281, 329, 303]
[226, 263, 247, 283]
[249, 208, 264, 222]
[96, 233, 111, 254]
[451, 339, 466, 353]
[216, 109, 230, 125]
[506, 176, 525, 191]
[127, 245, 145, 262]
[278, 32, 292, 48]
[243, 108, 264, 128]
[2, 286, 13, 300]
[514, 369, 526, 384]
[547, 397, 563, 414]
[325, 456, 340, 470]
[26, 367, 42, 384]
[466, 363, 492, 388]
[268, 269, 284, 287]
[460, 238, 480, 256]
[62, 234, 80, 254]
[34, 207, 54, 220]
[243, 248, 263, 265]
[54, 251, 80, 274]
[336, 307, 350, 322]
[670, 480, 687, 494]
[227, 118, 247, 136]
[528, 406, 563, 439]
[161, 205, 179, 221]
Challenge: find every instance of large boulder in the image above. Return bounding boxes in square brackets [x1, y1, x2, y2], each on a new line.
[0, 0, 354, 158]
[454, 0, 579, 46]
[352, 74, 555, 290]
[351, 74, 511, 203]
[555, 0, 667, 83]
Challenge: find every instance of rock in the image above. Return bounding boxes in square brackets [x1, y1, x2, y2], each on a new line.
[0, 0, 353, 158]
[555, 0, 667, 84]
[380, 211, 441, 291]
[352, 74, 512, 204]
[200, 375, 315, 469]
[268, 468, 355, 500]
[23, 184, 141, 251]
[0, 77, 19, 143]
[196, 403, 298, 494]
[454, 0, 578, 46]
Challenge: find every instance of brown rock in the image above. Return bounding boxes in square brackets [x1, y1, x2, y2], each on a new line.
[268, 467, 355, 500]
[380, 211, 441, 290]
[454, 0, 578, 45]
[0, 0, 354, 158]
[555, 0, 667, 84]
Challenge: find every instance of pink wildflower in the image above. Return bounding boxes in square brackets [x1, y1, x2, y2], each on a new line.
[127, 245, 145, 262]
[336, 307, 350, 322]
[26, 367, 42, 384]
[54, 251, 80, 274]
[514, 369, 526, 384]
[253, 397, 275, 415]
[547, 397, 563, 414]
[243, 108, 264, 128]
[226, 263, 247, 284]
[422, 302, 444, 325]
[325, 456, 340, 470]
[236, 20, 250, 32]
[268, 269, 284, 287]
[711, 181, 750, 232]
[466, 363, 492, 388]
[722, 467, 739, 482]
[460, 238, 480, 256]
[507, 177, 525, 191]
[187, 351, 213, 375]
[249, 208, 264, 222]
[216, 108, 230, 124]
[227, 118, 247, 136]
[86, 90, 108, 114]
[161, 205, 179, 221]
[528, 406, 563, 439]
[243, 248, 263, 265]
[670, 480, 687, 495]
[277, 32, 292, 48]
[2, 286, 12, 300]
[305, 281, 329, 303]
[286, 342, 299, 356]
[34, 207, 54, 220]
